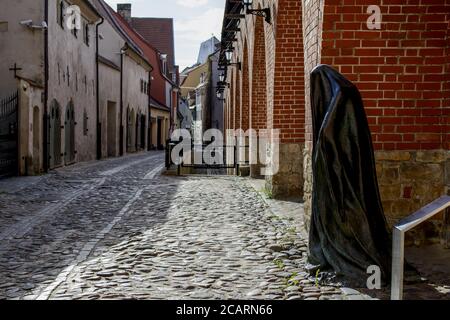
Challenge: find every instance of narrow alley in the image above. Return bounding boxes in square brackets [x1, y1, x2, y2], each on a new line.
[0, 152, 360, 300]
[0, 152, 447, 300]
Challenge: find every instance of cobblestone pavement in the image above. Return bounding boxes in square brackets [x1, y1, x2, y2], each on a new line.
[0, 152, 447, 300]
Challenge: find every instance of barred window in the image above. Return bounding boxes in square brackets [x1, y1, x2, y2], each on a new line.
[58, 1, 65, 29]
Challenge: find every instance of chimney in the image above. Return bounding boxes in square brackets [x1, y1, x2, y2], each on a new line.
[117, 3, 132, 23]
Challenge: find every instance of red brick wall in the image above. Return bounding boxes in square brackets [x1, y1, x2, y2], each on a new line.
[445, 19, 450, 150]
[321, 0, 450, 151]
[272, 0, 305, 144]
[303, 0, 323, 151]
[251, 16, 268, 131]
[234, 70, 241, 130]
[228, 70, 235, 131]
[242, 42, 250, 131]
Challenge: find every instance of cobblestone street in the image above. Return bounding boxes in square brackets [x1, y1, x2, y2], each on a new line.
[0, 152, 447, 300]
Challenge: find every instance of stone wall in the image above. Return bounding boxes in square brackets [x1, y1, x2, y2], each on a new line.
[376, 150, 450, 245]
[265, 143, 304, 198]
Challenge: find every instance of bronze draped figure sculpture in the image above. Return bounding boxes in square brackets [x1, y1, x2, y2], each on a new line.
[308, 65, 392, 286]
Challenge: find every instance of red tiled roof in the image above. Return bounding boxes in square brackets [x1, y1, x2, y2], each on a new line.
[131, 18, 176, 73]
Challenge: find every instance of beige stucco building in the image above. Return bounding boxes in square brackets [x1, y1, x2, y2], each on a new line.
[94, 0, 152, 157]
[180, 62, 210, 144]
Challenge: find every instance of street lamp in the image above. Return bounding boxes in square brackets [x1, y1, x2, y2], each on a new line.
[225, 50, 233, 63]
[242, 0, 271, 24]
[224, 49, 241, 70]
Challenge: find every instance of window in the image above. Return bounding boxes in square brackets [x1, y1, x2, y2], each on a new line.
[0, 21, 8, 32]
[58, 1, 65, 29]
[83, 21, 90, 46]
[72, 23, 78, 38]
[57, 63, 61, 85]
[161, 54, 168, 75]
[83, 110, 88, 136]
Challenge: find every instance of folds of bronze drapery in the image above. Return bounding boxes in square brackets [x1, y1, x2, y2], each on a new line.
[308, 65, 392, 286]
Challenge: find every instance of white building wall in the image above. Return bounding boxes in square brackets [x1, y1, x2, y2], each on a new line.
[0, 0, 44, 95]
[47, 0, 100, 164]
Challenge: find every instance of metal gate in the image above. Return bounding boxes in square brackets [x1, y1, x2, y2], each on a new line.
[48, 100, 62, 169]
[64, 101, 75, 165]
[0, 91, 18, 178]
[166, 139, 240, 172]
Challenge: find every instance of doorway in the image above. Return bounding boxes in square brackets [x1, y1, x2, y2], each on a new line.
[49, 100, 62, 169]
[64, 101, 75, 165]
[107, 101, 117, 157]
[157, 118, 162, 150]
[32, 106, 40, 174]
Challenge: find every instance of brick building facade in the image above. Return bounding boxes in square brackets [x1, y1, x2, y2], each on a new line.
[221, 0, 449, 240]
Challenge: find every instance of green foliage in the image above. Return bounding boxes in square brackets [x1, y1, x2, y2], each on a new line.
[273, 259, 285, 269]
[315, 269, 321, 288]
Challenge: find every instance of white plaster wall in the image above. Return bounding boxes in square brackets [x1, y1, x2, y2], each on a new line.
[98, 63, 120, 157]
[0, 0, 44, 95]
[47, 0, 100, 164]
[122, 53, 149, 153]
[18, 79, 44, 175]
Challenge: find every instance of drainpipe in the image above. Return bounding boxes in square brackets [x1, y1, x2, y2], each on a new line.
[119, 44, 128, 156]
[43, 0, 49, 173]
[147, 72, 152, 151]
[96, 16, 104, 160]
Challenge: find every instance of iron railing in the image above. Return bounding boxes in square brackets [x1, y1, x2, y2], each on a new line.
[165, 139, 250, 174]
[0, 91, 19, 178]
[391, 195, 450, 300]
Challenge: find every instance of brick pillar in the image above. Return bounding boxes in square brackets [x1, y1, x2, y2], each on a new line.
[234, 71, 241, 130]
[302, 0, 324, 229]
[250, 15, 268, 179]
[238, 42, 251, 176]
[266, 0, 305, 199]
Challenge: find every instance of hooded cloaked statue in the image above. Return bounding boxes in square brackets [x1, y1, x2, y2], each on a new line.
[308, 65, 392, 286]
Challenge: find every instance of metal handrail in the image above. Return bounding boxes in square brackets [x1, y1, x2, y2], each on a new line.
[391, 195, 450, 300]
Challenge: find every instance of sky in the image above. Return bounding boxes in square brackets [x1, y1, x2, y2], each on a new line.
[104, 0, 225, 70]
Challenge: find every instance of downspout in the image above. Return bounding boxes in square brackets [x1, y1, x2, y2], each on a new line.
[96, 16, 104, 160]
[148, 72, 152, 151]
[43, 0, 49, 173]
[119, 44, 128, 156]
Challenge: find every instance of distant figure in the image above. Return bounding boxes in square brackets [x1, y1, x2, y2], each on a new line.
[308, 65, 392, 286]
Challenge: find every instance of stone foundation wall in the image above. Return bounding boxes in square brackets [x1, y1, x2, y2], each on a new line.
[302, 144, 313, 231]
[376, 150, 449, 245]
[265, 143, 304, 199]
[302, 149, 449, 245]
